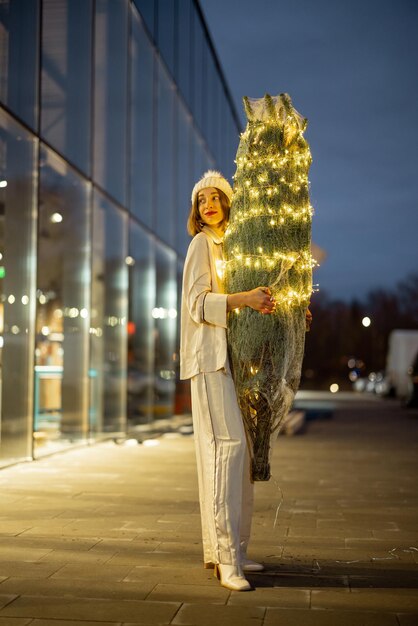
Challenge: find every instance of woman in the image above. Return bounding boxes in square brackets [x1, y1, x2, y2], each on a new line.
[180, 170, 276, 591]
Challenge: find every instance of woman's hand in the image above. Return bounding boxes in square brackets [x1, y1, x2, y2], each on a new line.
[227, 287, 276, 314]
[246, 287, 276, 314]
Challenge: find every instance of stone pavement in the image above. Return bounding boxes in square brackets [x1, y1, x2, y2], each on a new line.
[0, 392, 417, 626]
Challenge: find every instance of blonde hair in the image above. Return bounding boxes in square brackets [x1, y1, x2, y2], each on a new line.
[187, 188, 231, 236]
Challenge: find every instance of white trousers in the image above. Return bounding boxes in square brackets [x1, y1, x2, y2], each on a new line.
[190, 363, 254, 566]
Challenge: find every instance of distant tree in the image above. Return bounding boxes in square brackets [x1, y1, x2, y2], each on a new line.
[302, 273, 418, 389]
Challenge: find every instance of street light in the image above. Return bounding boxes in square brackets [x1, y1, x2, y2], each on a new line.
[362, 316, 371, 327]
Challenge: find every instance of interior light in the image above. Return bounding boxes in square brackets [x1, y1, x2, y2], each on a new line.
[50, 212, 63, 224]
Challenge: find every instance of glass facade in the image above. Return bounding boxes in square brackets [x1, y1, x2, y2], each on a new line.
[41, 0, 93, 174]
[0, 0, 241, 466]
[0, 108, 38, 465]
[35, 146, 91, 457]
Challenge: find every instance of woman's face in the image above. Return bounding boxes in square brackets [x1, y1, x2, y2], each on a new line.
[197, 187, 224, 229]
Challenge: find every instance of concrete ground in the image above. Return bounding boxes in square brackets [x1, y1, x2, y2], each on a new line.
[0, 392, 417, 626]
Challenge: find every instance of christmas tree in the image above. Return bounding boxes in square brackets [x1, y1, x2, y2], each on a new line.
[224, 93, 315, 481]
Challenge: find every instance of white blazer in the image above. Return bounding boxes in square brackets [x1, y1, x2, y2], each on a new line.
[180, 226, 229, 380]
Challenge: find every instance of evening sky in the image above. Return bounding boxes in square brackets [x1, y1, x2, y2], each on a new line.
[200, 0, 418, 301]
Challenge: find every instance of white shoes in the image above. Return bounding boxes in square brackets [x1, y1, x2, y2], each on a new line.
[214, 563, 252, 591]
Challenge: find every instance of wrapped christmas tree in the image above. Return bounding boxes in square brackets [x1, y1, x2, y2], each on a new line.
[224, 93, 315, 481]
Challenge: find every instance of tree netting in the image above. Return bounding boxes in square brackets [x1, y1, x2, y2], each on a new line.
[224, 93, 315, 481]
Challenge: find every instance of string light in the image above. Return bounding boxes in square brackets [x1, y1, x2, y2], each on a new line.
[226, 99, 316, 309]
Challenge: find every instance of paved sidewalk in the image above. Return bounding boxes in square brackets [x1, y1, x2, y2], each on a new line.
[0, 393, 418, 626]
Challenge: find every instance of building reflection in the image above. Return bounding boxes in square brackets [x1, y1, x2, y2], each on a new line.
[0, 0, 240, 465]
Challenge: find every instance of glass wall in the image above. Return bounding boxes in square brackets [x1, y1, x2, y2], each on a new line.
[0, 0, 241, 465]
[94, 0, 128, 206]
[0, 0, 40, 130]
[0, 109, 37, 465]
[176, 98, 193, 257]
[154, 242, 177, 420]
[133, 0, 154, 38]
[41, 0, 93, 175]
[130, 8, 154, 228]
[91, 190, 128, 436]
[157, 0, 175, 78]
[128, 222, 155, 427]
[177, 0, 192, 109]
[155, 59, 175, 246]
[35, 145, 91, 457]
[191, 6, 204, 138]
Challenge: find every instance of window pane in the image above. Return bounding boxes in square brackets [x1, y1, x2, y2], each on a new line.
[94, 0, 128, 206]
[91, 190, 128, 435]
[131, 8, 154, 228]
[192, 130, 206, 182]
[176, 98, 192, 257]
[0, 109, 37, 465]
[157, 0, 175, 78]
[41, 0, 93, 175]
[155, 60, 175, 246]
[35, 145, 91, 457]
[201, 39, 210, 138]
[154, 242, 177, 419]
[177, 0, 191, 107]
[191, 6, 204, 134]
[133, 0, 154, 38]
[128, 222, 155, 427]
[0, 0, 40, 130]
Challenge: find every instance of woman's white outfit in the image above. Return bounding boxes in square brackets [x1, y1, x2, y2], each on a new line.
[180, 226, 254, 567]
